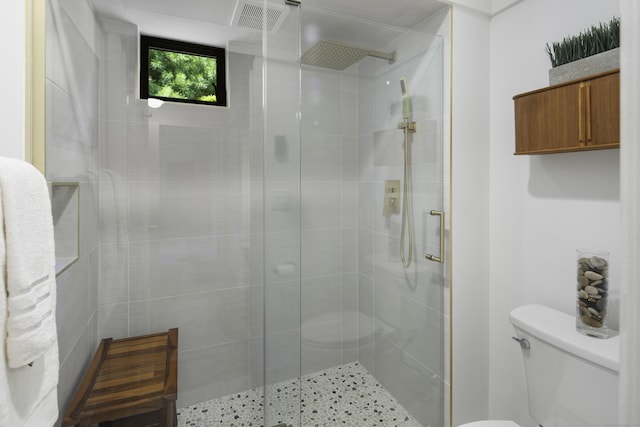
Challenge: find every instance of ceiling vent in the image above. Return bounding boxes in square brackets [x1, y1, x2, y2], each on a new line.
[231, 0, 290, 32]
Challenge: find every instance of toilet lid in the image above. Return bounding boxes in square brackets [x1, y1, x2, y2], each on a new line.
[458, 421, 520, 427]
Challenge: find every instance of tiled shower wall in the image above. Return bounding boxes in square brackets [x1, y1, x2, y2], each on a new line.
[260, 58, 361, 389]
[97, 19, 362, 408]
[45, 0, 100, 420]
[97, 20, 265, 407]
[299, 65, 360, 376]
[48, 5, 448, 422]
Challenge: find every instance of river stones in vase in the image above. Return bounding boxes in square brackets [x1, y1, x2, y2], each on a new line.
[576, 253, 609, 336]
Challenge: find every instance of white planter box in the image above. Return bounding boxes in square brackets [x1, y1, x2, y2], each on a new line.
[549, 47, 620, 85]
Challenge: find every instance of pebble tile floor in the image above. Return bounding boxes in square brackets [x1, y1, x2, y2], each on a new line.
[177, 362, 422, 427]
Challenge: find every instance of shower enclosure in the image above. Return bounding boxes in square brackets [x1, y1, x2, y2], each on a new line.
[47, 0, 449, 425]
[261, 5, 448, 426]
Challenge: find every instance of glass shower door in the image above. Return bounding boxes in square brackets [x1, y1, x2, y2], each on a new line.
[298, 5, 447, 427]
[363, 35, 447, 427]
[262, 2, 302, 426]
[261, 2, 447, 426]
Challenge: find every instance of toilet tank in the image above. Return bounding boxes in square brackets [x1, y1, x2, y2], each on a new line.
[510, 304, 619, 427]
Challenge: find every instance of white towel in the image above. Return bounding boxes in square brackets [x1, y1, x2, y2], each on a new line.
[0, 160, 59, 426]
[0, 157, 57, 368]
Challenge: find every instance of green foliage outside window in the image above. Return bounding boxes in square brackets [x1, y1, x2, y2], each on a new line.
[148, 49, 218, 102]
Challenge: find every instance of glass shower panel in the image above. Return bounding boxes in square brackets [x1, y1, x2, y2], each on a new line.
[363, 34, 446, 427]
[98, 13, 265, 423]
[296, 5, 446, 426]
[262, 3, 302, 427]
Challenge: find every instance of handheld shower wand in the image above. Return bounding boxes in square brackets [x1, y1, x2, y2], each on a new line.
[398, 78, 416, 268]
[400, 77, 411, 120]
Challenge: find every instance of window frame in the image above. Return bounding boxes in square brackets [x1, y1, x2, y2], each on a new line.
[140, 35, 227, 107]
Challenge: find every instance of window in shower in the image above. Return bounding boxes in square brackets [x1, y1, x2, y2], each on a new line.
[140, 35, 227, 106]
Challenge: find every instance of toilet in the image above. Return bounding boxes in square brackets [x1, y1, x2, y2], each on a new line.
[301, 311, 395, 350]
[460, 304, 620, 427]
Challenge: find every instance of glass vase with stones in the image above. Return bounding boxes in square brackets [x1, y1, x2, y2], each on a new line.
[576, 249, 609, 338]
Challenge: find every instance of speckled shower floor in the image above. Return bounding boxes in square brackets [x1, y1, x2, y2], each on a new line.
[177, 362, 422, 427]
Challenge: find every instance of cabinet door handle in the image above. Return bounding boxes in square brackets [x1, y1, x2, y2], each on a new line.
[585, 82, 592, 143]
[578, 83, 585, 146]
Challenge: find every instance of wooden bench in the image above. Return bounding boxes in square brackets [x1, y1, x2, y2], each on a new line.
[62, 328, 178, 427]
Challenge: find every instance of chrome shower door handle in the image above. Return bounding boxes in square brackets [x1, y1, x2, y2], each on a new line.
[425, 210, 445, 263]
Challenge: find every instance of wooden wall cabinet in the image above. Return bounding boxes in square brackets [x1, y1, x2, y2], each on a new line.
[513, 69, 619, 155]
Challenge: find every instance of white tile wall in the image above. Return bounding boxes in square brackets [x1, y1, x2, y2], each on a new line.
[341, 135, 358, 182]
[249, 335, 264, 389]
[264, 329, 301, 384]
[373, 333, 444, 427]
[288, 61, 364, 379]
[128, 236, 250, 300]
[79, 182, 99, 255]
[46, 0, 101, 422]
[129, 288, 250, 351]
[55, 256, 90, 362]
[300, 182, 342, 229]
[99, 242, 128, 305]
[264, 281, 301, 334]
[46, 0, 99, 113]
[98, 303, 129, 339]
[178, 340, 250, 407]
[301, 276, 341, 325]
[301, 228, 342, 279]
[46, 80, 98, 181]
[341, 228, 358, 272]
[301, 134, 341, 181]
[98, 28, 262, 403]
[374, 283, 443, 375]
[259, 55, 295, 375]
[57, 317, 96, 416]
[301, 321, 342, 375]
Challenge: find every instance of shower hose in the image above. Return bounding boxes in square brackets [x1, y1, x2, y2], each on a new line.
[400, 122, 413, 268]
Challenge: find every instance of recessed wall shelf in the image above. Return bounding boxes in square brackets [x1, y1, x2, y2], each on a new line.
[51, 182, 79, 276]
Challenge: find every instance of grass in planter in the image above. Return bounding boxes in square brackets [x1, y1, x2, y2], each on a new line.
[546, 16, 620, 68]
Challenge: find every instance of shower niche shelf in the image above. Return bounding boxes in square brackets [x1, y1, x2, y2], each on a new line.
[51, 182, 79, 276]
[513, 69, 620, 155]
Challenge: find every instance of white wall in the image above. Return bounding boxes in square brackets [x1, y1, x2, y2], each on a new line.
[620, 2, 640, 424]
[450, 5, 492, 426]
[489, 1, 621, 425]
[0, 1, 25, 159]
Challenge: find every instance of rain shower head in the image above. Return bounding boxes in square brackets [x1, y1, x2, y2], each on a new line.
[301, 41, 396, 71]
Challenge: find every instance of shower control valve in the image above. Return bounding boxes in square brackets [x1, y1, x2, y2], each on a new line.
[383, 180, 401, 217]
